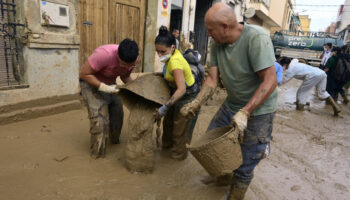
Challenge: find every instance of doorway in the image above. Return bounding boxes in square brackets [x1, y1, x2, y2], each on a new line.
[170, 0, 183, 44]
[194, 0, 212, 64]
[78, 0, 146, 72]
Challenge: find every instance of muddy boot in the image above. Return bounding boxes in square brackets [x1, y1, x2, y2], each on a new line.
[342, 94, 349, 104]
[227, 177, 249, 200]
[296, 103, 305, 111]
[90, 132, 108, 159]
[327, 97, 341, 116]
[216, 174, 232, 186]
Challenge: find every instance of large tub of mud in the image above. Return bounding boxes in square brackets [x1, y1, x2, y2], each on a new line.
[188, 126, 242, 177]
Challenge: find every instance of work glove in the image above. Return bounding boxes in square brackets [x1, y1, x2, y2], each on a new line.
[230, 109, 250, 143]
[98, 83, 120, 94]
[155, 104, 169, 120]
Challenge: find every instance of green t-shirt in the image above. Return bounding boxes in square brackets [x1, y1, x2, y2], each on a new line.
[210, 23, 277, 116]
[324, 56, 337, 70]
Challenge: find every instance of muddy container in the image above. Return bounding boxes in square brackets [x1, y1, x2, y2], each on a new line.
[188, 126, 242, 177]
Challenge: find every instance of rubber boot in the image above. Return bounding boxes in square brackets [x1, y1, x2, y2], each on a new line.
[296, 103, 305, 111]
[327, 97, 341, 116]
[227, 177, 249, 200]
[342, 94, 349, 104]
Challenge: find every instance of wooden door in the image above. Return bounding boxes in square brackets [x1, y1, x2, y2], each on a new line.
[194, 0, 212, 65]
[109, 0, 146, 72]
[78, 0, 146, 72]
[78, 0, 109, 66]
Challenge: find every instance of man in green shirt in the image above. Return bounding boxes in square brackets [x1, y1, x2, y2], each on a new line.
[180, 3, 277, 200]
[324, 47, 349, 104]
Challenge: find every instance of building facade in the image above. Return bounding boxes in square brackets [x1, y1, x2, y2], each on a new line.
[336, 0, 350, 45]
[0, 0, 80, 123]
[299, 15, 311, 35]
[247, 0, 293, 34]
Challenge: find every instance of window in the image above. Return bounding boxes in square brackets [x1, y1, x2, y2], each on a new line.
[0, 0, 25, 89]
[59, 7, 67, 16]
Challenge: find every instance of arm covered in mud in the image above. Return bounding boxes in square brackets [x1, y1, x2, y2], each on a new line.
[179, 67, 218, 117]
[166, 69, 187, 106]
[156, 69, 187, 117]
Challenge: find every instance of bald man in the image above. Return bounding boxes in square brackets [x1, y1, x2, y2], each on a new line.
[180, 3, 277, 200]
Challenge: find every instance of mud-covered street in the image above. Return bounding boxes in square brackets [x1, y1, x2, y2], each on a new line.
[0, 79, 349, 200]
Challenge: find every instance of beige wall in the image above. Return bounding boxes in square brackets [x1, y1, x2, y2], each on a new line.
[268, 0, 287, 27]
[0, 0, 80, 107]
[299, 15, 311, 33]
[247, 0, 290, 34]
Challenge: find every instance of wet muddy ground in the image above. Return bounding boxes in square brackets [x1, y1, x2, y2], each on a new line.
[0, 79, 350, 200]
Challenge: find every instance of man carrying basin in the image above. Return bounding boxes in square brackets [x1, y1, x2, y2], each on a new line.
[181, 3, 277, 200]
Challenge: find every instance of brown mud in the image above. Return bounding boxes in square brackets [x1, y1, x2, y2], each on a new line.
[124, 99, 156, 173]
[0, 79, 350, 199]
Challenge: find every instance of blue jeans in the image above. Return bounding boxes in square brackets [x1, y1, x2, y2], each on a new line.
[207, 104, 274, 185]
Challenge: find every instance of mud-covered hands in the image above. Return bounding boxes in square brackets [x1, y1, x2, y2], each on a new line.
[98, 83, 120, 94]
[156, 104, 169, 119]
[230, 109, 250, 143]
[180, 99, 200, 118]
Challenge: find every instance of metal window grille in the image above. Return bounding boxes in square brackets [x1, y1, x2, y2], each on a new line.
[0, 0, 25, 89]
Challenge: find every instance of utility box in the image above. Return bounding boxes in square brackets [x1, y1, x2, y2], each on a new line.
[40, 0, 70, 27]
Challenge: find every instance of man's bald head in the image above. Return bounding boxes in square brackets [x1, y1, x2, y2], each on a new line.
[204, 2, 242, 44]
[205, 2, 237, 28]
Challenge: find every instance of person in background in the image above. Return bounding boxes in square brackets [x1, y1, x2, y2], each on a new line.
[324, 46, 349, 104]
[172, 28, 180, 49]
[319, 43, 332, 70]
[279, 57, 341, 115]
[79, 39, 139, 158]
[275, 61, 283, 85]
[154, 26, 201, 160]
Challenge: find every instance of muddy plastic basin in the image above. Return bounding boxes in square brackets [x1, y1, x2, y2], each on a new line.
[188, 126, 242, 177]
[118, 73, 170, 107]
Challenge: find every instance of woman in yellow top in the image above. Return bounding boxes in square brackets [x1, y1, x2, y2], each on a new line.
[155, 26, 201, 160]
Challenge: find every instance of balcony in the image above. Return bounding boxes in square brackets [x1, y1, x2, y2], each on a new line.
[248, 0, 279, 27]
[250, 0, 270, 8]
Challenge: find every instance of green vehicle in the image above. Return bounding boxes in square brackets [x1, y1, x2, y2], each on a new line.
[272, 30, 344, 66]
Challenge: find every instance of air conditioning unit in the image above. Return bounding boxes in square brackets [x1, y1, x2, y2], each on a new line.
[40, 0, 70, 27]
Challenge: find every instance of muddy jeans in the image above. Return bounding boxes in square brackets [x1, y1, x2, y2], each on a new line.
[163, 94, 199, 160]
[207, 104, 274, 185]
[80, 81, 124, 158]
